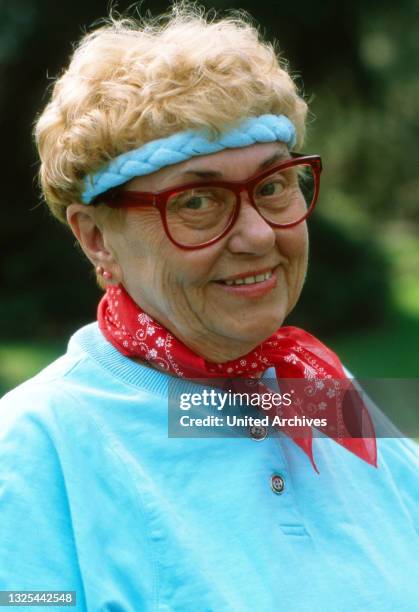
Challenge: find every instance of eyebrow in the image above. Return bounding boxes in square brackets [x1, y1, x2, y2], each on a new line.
[180, 148, 289, 179]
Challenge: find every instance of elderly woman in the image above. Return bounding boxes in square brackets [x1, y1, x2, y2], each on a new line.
[0, 7, 418, 612]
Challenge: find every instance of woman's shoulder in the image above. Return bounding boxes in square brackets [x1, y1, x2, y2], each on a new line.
[0, 321, 168, 510]
[0, 324, 98, 424]
[0, 323, 118, 452]
[0, 321, 171, 451]
[376, 436, 419, 536]
[377, 436, 419, 479]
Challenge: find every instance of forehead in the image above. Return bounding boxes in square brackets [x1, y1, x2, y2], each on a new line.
[124, 141, 290, 192]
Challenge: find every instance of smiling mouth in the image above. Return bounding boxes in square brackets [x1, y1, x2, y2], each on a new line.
[220, 270, 273, 286]
[215, 267, 277, 286]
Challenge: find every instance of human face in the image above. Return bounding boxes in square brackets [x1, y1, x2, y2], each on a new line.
[105, 142, 309, 362]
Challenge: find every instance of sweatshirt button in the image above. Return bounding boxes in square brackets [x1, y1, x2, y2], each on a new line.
[249, 424, 268, 440]
[271, 473, 285, 494]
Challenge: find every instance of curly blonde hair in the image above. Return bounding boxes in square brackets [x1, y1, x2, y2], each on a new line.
[34, 3, 308, 224]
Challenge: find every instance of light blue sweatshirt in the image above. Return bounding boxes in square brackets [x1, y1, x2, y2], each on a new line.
[0, 323, 418, 611]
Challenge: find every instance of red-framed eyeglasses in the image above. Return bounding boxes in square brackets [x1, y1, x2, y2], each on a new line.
[94, 153, 322, 250]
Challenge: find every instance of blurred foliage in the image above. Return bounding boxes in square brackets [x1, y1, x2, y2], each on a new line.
[0, 341, 63, 397]
[288, 215, 392, 335]
[0, 0, 418, 349]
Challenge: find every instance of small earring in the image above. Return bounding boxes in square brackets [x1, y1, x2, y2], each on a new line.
[96, 265, 112, 281]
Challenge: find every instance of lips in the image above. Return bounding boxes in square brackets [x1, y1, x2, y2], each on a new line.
[222, 270, 272, 286]
[213, 266, 279, 298]
[215, 267, 275, 286]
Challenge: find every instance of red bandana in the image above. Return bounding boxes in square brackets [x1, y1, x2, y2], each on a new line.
[98, 285, 377, 472]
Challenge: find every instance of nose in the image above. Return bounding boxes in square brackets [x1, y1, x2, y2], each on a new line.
[226, 189, 276, 255]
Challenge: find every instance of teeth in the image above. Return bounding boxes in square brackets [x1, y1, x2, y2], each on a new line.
[223, 271, 272, 286]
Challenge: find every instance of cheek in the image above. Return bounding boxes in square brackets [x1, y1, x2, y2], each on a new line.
[109, 218, 165, 290]
[171, 249, 223, 287]
[116, 214, 223, 287]
[119, 212, 165, 261]
[275, 224, 309, 261]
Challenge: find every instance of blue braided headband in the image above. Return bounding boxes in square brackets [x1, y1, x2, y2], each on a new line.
[81, 114, 296, 204]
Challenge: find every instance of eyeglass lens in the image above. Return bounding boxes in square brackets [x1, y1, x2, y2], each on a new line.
[166, 162, 316, 247]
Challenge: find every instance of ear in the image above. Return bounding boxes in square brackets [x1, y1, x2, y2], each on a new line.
[66, 203, 123, 284]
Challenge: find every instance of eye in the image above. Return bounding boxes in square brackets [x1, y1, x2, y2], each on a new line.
[167, 187, 232, 223]
[183, 196, 211, 210]
[257, 180, 285, 198]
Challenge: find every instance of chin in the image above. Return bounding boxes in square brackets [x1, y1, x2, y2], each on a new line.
[233, 315, 285, 347]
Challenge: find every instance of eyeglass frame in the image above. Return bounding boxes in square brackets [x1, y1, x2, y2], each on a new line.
[93, 153, 323, 250]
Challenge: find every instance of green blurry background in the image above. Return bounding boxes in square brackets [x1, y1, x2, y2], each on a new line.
[0, 0, 418, 396]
